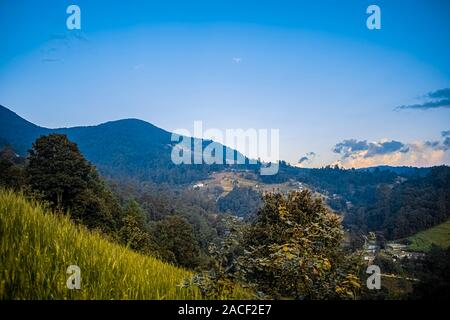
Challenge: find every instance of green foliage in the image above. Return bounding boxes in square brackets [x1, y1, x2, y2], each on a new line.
[407, 219, 450, 252]
[26, 134, 121, 233]
[410, 246, 450, 300]
[111, 180, 221, 268]
[27, 134, 93, 208]
[5, 134, 221, 270]
[153, 215, 202, 268]
[0, 146, 26, 191]
[345, 166, 450, 240]
[373, 252, 403, 275]
[119, 199, 155, 254]
[241, 190, 362, 299]
[217, 186, 262, 218]
[0, 190, 200, 299]
[191, 191, 363, 300]
[184, 216, 251, 299]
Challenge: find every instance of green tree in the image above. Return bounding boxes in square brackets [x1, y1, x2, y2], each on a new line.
[191, 190, 362, 299]
[153, 215, 202, 268]
[119, 199, 155, 254]
[217, 186, 262, 217]
[240, 190, 362, 299]
[0, 146, 26, 190]
[187, 215, 246, 299]
[26, 134, 120, 232]
[27, 134, 92, 206]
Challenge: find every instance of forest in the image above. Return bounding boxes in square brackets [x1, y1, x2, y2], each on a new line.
[0, 134, 361, 299]
[1, 133, 449, 299]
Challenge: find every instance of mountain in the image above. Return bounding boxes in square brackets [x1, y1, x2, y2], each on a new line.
[0, 104, 440, 186]
[0, 105, 249, 184]
[0, 106, 51, 155]
[356, 165, 431, 177]
[0, 105, 171, 155]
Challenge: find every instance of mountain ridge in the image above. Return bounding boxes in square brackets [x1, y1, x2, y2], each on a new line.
[1, 105, 439, 184]
[0, 105, 249, 183]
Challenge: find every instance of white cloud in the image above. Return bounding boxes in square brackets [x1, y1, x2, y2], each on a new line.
[337, 141, 449, 168]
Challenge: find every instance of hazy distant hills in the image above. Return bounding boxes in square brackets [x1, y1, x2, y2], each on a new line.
[0, 105, 249, 183]
[2, 105, 449, 240]
[0, 105, 435, 184]
[356, 165, 431, 176]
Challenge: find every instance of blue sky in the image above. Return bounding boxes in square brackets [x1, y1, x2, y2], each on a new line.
[0, 0, 449, 167]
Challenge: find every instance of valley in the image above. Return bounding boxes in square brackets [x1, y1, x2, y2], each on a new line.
[0, 105, 449, 300]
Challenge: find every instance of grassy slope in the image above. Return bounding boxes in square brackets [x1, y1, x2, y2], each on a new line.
[0, 190, 202, 300]
[407, 219, 450, 252]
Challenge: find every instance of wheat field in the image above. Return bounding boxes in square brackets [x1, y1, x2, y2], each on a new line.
[0, 190, 204, 300]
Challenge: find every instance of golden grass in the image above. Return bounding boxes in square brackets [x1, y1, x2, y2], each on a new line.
[0, 189, 202, 300]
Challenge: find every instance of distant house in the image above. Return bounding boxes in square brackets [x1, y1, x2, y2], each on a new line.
[408, 252, 426, 260]
[192, 183, 204, 190]
[385, 242, 425, 261]
[386, 243, 407, 251]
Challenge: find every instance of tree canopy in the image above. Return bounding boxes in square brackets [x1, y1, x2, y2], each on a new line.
[26, 134, 121, 232]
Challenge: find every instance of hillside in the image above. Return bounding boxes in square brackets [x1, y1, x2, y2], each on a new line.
[0, 189, 202, 299]
[0, 105, 50, 155]
[407, 219, 450, 252]
[0, 105, 251, 184]
[343, 166, 450, 240]
[2, 105, 449, 244]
